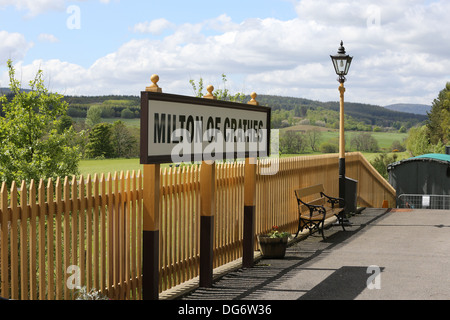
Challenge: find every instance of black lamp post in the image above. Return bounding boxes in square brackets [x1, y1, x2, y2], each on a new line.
[330, 41, 353, 207]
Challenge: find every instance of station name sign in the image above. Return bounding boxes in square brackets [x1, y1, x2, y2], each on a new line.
[140, 91, 271, 164]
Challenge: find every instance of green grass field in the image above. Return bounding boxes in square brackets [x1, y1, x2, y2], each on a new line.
[300, 130, 408, 151]
[79, 158, 143, 177]
[78, 128, 410, 177]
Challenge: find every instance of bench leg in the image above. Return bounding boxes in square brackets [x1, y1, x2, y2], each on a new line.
[295, 218, 309, 238]
[319, 220, 326, 240]
[297, 219, 327, 240]
[337, 211, 346, 231]
[295, 219, 313, 238]
[296, 211, 348, 240]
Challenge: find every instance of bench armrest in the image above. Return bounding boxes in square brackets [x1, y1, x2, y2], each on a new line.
[321, 192, 345, 209]
[304, 203, 326, 218]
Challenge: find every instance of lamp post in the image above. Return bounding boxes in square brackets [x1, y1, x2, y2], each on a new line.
[330, 41, 353, 207]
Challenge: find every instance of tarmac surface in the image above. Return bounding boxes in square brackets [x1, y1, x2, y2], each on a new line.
[180, 208, 450, 300]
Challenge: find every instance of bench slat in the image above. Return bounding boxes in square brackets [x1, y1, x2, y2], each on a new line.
[300, 210, 336, 221]
[295, 184, 324, 198]
[299, 197, 325, 213]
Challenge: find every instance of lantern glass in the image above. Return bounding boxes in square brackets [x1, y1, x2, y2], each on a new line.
[330, 41, 353, 78]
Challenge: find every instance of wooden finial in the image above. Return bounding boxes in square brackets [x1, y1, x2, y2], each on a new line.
[203, 85, 216, 99]
[248, 92, 259, 106]
[146, 74, 162, 92]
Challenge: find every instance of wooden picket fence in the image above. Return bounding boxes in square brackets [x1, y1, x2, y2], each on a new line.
[0, 152, 395, 300]
[0, 172, 143, 300]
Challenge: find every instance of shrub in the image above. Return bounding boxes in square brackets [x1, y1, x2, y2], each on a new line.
[350, 132, 379, 152]
[371, 153, 398, 180]
[121, 108, 134, 119]
[319, 142, 338, 154]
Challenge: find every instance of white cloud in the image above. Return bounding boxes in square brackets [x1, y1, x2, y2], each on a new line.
[0, 0, 109, 16]
[132, 18, 175, 35]
[0, 0, 66, 16]
[38, 33, 59, 43]
[204, 14, 239, 33]
[0, 31, 33, 62]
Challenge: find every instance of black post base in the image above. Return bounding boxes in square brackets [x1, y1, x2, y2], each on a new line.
[339, 158, 346, 208]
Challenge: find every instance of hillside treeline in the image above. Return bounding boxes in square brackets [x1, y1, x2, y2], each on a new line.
[64, 96, 140, 119]
[254, 94, 426, 129]
[58, 93, 427, 131]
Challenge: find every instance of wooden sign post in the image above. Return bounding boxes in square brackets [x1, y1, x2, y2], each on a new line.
[199, 86, 216, 287]
[243, 93, 259, 268]
[141, 75, 162, 300]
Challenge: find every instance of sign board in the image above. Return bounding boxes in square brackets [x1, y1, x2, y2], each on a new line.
[422, 195, 430, 208]
[140, 91, 271, 164]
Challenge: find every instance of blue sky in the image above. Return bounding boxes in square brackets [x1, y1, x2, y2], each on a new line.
[1, 1, 296, 66]
[1, 0, 449, 106]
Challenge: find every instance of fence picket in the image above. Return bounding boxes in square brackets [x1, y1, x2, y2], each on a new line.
[10, 181, 19, 300]
[20, 181, 28, 300]
[0, 182, 8, 298]
[29, 180, 38, 300]
[137, 170, 143, 300]
[38, 179, 46, 300]
[100, 173, 107, 296]
[106, 172, 114, 297]
[119, 171, 125, 299]
[47, 179, 55, 300]
[130, 171, 137, 299]
[93, 174, 100, 294]
[124, 172, 130, 299]
[78, 175, 86, 290]
[63, 176, 70, 300]
[55, 177, 62, 300]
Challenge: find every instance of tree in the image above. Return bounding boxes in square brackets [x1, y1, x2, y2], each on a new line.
[398, 126, 407, 133]
[405, 125, 444, 156]
[111, 120, 138, 158]
[427, 82, 450, 144]
[121, 108, 134, 119]
[350, 132, 379, 152]
[280, 131, 307, 154]
[371, 153, 398, 180]
[390, 140, 406, 152]
[58, 114, 74, 133]
[306, 128, 323, 152]
[85, 105, 102, 128]
[270, 110, 284, 129]
[85, 123, 114, 159]
[0, 59, 80, 186]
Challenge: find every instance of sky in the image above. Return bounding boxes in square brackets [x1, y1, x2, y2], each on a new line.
[0, 0, 449, 107]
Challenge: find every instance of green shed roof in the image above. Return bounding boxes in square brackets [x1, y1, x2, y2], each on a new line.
[388, 153, 450, 171]
[412, 153, 450, 162]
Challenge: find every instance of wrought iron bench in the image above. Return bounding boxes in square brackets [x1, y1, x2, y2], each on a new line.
[294, 184, 346, 240]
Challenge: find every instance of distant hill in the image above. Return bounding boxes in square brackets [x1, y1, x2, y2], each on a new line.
[1, 88, 428, 128]
[255, 95, 427, 128]
[0, 87, 32, 95]
[384, 103, 431, 115]
[0, 87, 13, 95]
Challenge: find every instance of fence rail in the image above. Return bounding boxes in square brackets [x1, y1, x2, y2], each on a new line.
[0, 152, 395, 300]
[398, 194, 450, 210]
